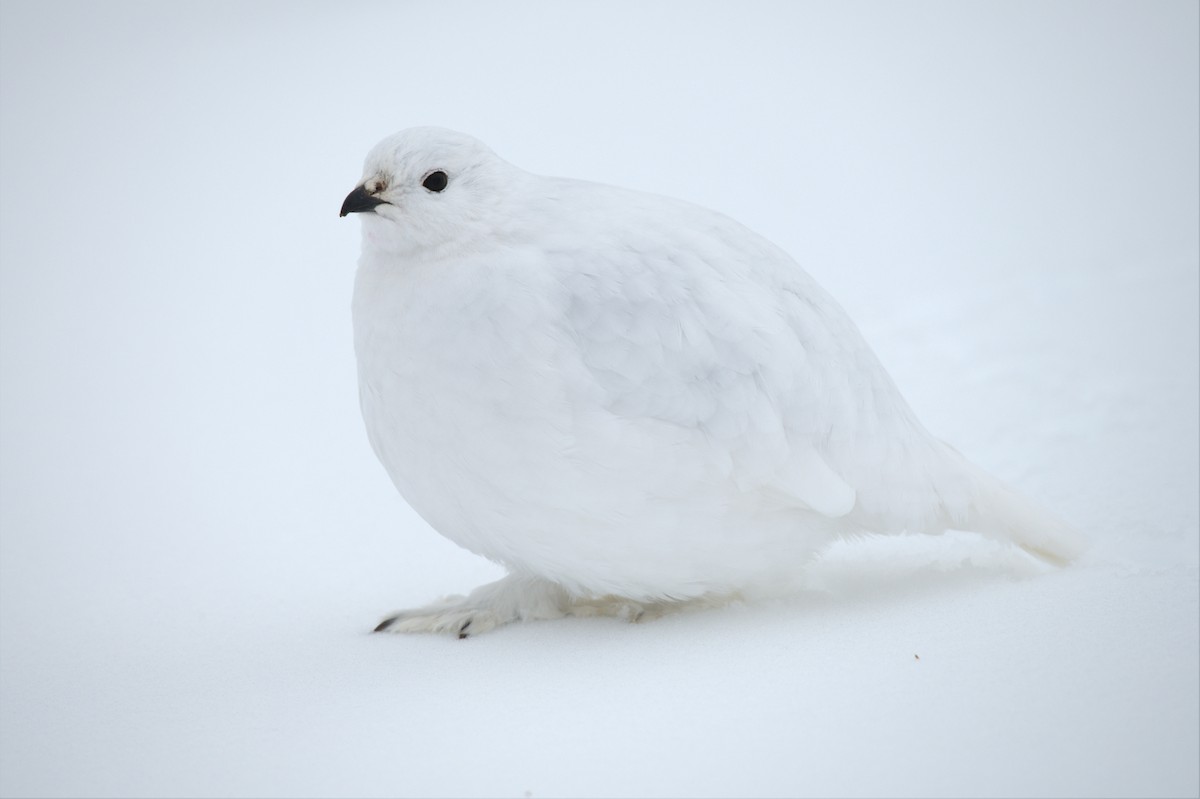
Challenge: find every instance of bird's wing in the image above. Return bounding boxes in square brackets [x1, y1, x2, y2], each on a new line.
[547, 195, 967, 530]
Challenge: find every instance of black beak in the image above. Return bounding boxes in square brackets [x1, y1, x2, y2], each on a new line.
[340, 185, 386, 217]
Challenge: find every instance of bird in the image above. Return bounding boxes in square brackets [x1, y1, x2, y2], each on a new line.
[340, 127, 1084, 638]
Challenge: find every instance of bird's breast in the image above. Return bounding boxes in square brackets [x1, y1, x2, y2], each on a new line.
[351, 251, 588, 539]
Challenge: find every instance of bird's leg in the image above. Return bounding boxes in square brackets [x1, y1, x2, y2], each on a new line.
[373, 573, 572, 638]
[374, 574, 742, 637]
[567, 591, 741, 623]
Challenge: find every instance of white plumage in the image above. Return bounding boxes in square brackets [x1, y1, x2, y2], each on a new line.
[341, 127, 1083, 637]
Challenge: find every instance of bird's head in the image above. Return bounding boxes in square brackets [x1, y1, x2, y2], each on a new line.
[340, 127, 524, 255]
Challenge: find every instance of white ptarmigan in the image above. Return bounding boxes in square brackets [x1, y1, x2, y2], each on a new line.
[341, 127, 1083, 637]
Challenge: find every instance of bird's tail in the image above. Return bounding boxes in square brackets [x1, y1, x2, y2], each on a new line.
[956, 457, 1085, 565]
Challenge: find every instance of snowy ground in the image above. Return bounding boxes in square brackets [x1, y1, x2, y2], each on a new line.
[1, 2, 1197, 797]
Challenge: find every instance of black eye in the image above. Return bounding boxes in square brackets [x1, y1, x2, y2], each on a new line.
[422, 170, 448, 192]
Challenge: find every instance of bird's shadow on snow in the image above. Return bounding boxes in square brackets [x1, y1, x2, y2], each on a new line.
[664, 531, 1052, 634]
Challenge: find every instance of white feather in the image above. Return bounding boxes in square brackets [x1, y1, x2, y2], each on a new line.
[345, 127, 1083, 633]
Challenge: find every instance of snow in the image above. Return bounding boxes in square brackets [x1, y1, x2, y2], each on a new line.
[0, 2, 1196, 797]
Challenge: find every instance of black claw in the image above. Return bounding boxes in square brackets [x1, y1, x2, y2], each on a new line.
[458, 619, 472, 640]
[374, 616, 398, 633]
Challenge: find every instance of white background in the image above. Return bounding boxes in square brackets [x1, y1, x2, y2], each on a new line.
[1, 2, 1197, 797]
